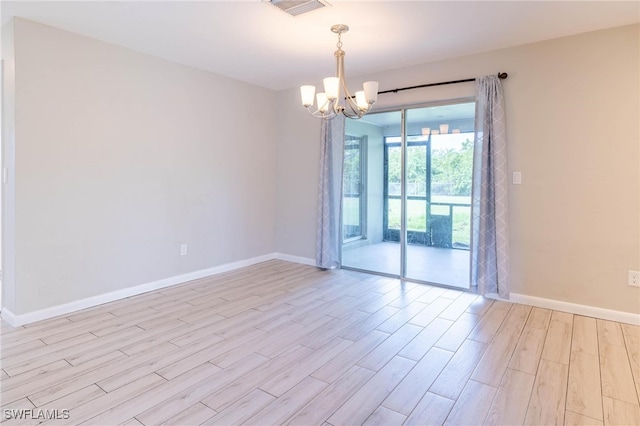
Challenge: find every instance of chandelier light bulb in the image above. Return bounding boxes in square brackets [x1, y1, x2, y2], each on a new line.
[363, 81, 379, 104]
[323, 77, 340, 101]
[300, 85, 316, 107]
[316, 92, 329, 113]
[355, 91, 368, 111]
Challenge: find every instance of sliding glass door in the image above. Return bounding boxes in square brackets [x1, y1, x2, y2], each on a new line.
[342, 101, 474, 289]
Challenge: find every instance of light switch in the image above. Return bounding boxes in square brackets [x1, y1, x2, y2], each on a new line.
[513, 171, 522, 185]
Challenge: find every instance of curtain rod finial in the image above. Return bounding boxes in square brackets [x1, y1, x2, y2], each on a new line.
[498, 72, 508, 79]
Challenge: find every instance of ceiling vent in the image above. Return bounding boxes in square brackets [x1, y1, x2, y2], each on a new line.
[265, 0, 331, 16]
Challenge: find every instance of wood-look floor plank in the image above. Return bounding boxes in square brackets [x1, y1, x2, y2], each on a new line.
[397, 317, 452, 361]
[286, 365, 375, 426]
[404, 392, 454, 426]
[311, 329, 389, 384]
[567, 350, 603, 420]
[201, 389, 275, 426]
[484, 368, 535, 426]
[542, 319, 573, 365]
[137, 352, 268, 425]
[552, 310, 574, 324]
[471, 313, 527, 387]
[259, 337, 353, 397]
[417, 287, 447, 304]
[564, 411, 604, 426]
[243, 376, 328, 426]
[1, 351, 127, 405]
[602, 396, 640, 426]
[382, 347, 453, 415]
[429, 339, 487, 401]
[120, 419, 145, 426]
[599, 340, 638, 405]
[526, 307, 552, 330]
[158, 402, 217, 426]
[339, 305, 399, 341]
[328, 356, 415, 426]
[2, 333, 99, 375]
[363, 406, 406, 426]
[465, 296, 493, 317]
[157, 328, 266, 380]
[29, 343, 176, 407]
[64, 373, 167, 426]
[202, 345, 314, 412]
[524, 359, 569, 425]
[443, 379, 496, 426]
[467, 301, 511, 343]
[509, 326, 546, 374]
[1, 359, 70, 382]
[434, 312, 481, 352]
[408, 297, 454, 328]
[297, 311, 369, 349]
[79, 363, 220, 425]
[0, 338, 47, 358]
[572, 316, 599, 355]
[40, 384, 107, 411]
[597, 319, 626, 347]
[622, 325, 640, 388]
[439, 293, 479, 321]
[356, 323, 422, 371]
[374, 302, 425, 335]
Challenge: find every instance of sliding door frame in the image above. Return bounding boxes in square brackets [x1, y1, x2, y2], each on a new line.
[341, 98, 475, 290]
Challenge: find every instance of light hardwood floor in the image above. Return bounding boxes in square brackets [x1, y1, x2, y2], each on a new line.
[1, 260, 639, 425]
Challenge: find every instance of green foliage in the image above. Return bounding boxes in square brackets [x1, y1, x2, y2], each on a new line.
[386, 137, 473, 197]
[431, 138, 473, 196]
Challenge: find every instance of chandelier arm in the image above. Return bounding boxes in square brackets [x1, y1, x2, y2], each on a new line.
[305, 103, 338, 119]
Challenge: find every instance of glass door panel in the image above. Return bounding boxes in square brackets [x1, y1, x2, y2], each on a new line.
[343, 135, 364, 241]
[404, 103, 474, 288]
[341, 111, 401, 276]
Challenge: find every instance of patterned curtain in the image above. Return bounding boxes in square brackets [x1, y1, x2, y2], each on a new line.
[316, 115, 345, 269]
[470, 75, 510, 297]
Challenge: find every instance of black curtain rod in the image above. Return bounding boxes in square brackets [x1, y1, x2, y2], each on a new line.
[378, 72, 508, 95]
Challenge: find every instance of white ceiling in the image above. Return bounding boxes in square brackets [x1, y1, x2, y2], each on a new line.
[2, 1, 638, 91]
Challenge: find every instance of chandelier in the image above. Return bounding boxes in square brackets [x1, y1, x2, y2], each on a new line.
[300, 24, 379, 120]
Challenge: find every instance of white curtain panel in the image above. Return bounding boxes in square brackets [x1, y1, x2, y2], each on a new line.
[471, 75, 510, 297]
[316, 115, 345, 269]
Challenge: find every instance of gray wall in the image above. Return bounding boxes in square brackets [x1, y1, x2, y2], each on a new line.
[4, 18, 278, 315]
[275, 24, 640, 315]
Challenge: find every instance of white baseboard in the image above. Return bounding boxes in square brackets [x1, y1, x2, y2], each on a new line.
[275, 252, 316, 266]
[1, 252, 279, 327]
[486, 292, 640, 326]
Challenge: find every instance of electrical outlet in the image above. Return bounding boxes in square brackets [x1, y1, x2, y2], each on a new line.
[512, 171, 522, 185]
[180, 244, 188, 256]
[629, 270, 640, 287]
